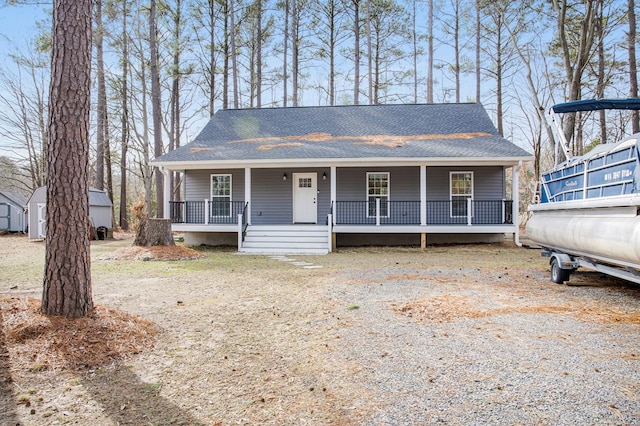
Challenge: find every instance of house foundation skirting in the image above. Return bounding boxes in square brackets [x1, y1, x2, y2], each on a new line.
[174, 223, 515, 250]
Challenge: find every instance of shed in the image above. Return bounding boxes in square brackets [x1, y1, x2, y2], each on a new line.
[0, 190, 28, 233]
[27, 186, 113, 239]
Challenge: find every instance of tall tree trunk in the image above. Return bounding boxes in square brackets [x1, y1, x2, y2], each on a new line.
[149, 0, 164, 217]
[412, 0, 418, 103]
[629, 0, 639, 132]
[329, 0, 336, 105]
[95, 0, 113, 220]
[208, 0, 216, 116]
[374, 28, 380, 104]
[504, 5, 556, 181]
[475, 0, 481, 103]
[256, 0, 263, 108]
[596, 1, 606, 147]
[140, 61, 153, 216]
[104, 121, 114, 227]
[95, 0, 105, 190]
[366, 0, 372, 104]
[552, 0, 597, 161]
[454, 0, 460, 103]
[427, 0, 433, 103]
[119, 0, 129, 230]
[223, 0, 229, 109]
[292, 0, 299, 106]
[170, 0, 182, 201]
[42, 0, 93, 318]
[352, 0, 360, 105]
[283, 0, 289, 107]
[495, 13, 503, 136]
[229, 0, 239, 108]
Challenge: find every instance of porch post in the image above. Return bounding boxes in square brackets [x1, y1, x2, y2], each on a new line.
[330, 166, 337, 225]
[245, 168, 252, 225]
[376, 198, 381, 226]
[467, 198, 472, 226]
[512, 163, 521, 241]
[161, 167, 171, 219]
[420, 165, 426, 226]
[204, 198, 209, 225]
[327, 213, 333, 253]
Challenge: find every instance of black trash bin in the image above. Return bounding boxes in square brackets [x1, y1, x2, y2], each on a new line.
[96, 226, 107, 240]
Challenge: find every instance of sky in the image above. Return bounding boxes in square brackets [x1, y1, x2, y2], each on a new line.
[0, 3, 49, 57]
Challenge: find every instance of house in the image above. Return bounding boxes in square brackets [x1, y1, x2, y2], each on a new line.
[151, 103, 533, 254]
[0, 190, 28, 233]
[27, 186, 113, 239]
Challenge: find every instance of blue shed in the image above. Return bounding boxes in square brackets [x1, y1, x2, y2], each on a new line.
[0, 190, 28, 233]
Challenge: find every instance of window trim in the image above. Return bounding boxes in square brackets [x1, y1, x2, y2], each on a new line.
[449, 171, 473, 218]
[210, 173, 232, 217]
[366, 172, 390, 218]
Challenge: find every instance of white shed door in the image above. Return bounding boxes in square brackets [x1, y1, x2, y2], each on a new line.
[293, 173, 317, 224]
[37, 203, 46, 238]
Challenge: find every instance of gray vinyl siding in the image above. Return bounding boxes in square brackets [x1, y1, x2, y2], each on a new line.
[336, 167, 421, 201]
[251, 168, 331, 225]
[426, 166, 505, 200]
[184, 169, 246, 201]
[251, 169, 291, 224]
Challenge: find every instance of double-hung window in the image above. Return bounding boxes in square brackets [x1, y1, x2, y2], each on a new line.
[367, 172, 389, 217]
[210, 174, 232, 217]
[450, 171, 473, 217]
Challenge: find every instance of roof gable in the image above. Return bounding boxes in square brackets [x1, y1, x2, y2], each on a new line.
[0, 190, 28, 207]
[154, 103, 532, 164]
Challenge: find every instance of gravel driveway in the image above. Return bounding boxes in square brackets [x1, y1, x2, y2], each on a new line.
[1, 237, 639, 425]
[325, 264, 640, 425]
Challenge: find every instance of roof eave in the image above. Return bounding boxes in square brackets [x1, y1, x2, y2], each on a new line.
[151, 156, 534, 170]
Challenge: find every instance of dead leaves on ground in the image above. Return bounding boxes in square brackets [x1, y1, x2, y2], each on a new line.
[1, 296, 158, 372]
[98, 245, 204, 261]
[394, 293, 640, 325]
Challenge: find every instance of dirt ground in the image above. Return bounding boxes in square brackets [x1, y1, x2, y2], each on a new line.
[0, 234, 639, 425]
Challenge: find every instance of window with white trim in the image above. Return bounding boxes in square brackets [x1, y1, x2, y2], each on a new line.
[210, 174, 232, 216]
[450, 171, 473, 217]
[367, 172, 389, 217]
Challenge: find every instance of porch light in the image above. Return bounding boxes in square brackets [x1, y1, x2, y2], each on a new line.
[322, 172, 327, 180]
[282, 173, 287, 181]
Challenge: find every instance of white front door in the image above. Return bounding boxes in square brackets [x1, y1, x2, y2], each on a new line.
[37, 203, 46, 238]
[293, 173, 317, 223]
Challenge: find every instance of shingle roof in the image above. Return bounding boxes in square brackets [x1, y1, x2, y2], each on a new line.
[154, 103, 531, 164]
[89, 188, 113, 207]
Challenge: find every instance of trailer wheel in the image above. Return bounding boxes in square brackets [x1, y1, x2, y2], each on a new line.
[550, 258, 570, 284]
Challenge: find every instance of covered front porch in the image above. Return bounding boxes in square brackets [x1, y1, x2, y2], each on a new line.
[159, 163, 522, 253]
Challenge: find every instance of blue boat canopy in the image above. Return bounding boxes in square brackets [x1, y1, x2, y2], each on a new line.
[551, 98, 640, 114]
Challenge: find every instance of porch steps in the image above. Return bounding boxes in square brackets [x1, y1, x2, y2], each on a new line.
[240, 225, 329, 255]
